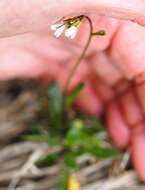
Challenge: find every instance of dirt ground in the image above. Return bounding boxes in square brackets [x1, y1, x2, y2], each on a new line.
[0, 80, 144, 190]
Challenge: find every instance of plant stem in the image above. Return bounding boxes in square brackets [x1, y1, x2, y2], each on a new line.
[64, 15, 93, 94]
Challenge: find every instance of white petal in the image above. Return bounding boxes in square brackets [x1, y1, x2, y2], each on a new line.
[50, 23, 63, 31]
[54, 25, 65, 38]
[65, 26, 78, 39]
[70, 30, 78, 39]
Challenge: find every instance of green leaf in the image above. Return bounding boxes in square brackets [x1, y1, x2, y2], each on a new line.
[92, 30, 106, 36]
[35, 152, 59, 168]
[65, 120, 120, 159]
[65, 82, 85, 107]
[48, 82, 63, 130]
[86, 143, 120, 159]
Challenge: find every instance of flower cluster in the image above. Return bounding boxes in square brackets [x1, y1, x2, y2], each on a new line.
[50, 17, 82, 39]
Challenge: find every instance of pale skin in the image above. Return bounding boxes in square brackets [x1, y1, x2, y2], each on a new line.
[1, 0, 145, 180]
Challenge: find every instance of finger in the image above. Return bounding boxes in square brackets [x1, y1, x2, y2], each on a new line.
[88, 51, 122, 86]
[75, 16, 119, 51]
[75, 84, 103, 115]
[57, 57, 89, 88]
[112, 78, 144, 135]
[0, 33, 76, 80]
[109, 21, 145, 79]
[56, 57, 103, 115]
[129, 73, 145, 181]
[106, 101, 130, 149]
[117, 87, 143, 127]
[112, 77, 145, 181]
[87, 67, 114, 103]
[133, 72, 145, 114]
[0, 0, 145, 37]
[0, 33, 75, 61]
[131, 125, 145, 181]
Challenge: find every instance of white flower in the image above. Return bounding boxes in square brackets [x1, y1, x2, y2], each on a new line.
[54, 25, 65, 38]
[65, 26, 78, 39]
[50, 23, 65, 38]
[50, 17, 81, 39]
[50, 23, 63, 31]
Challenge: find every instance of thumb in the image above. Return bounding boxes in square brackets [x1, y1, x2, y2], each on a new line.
[0, 0, 145, 37]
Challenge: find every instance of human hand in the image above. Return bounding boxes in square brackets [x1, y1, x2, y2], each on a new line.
[1, 0, 145, 180]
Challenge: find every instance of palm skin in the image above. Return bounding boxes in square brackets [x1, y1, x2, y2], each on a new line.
[1, 7, 145, 180]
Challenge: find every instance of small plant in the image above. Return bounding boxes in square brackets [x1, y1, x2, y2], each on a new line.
[51, 15, 106, 92]
[24, 82, 120, 190]
[24, 15, 118, 190]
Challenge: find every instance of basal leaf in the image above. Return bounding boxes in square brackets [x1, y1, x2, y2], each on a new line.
[86, 143, 120, 159]
[65, 82, 85, 107]
[35, 152, 59, 168]
[48, 82, 63, 130]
